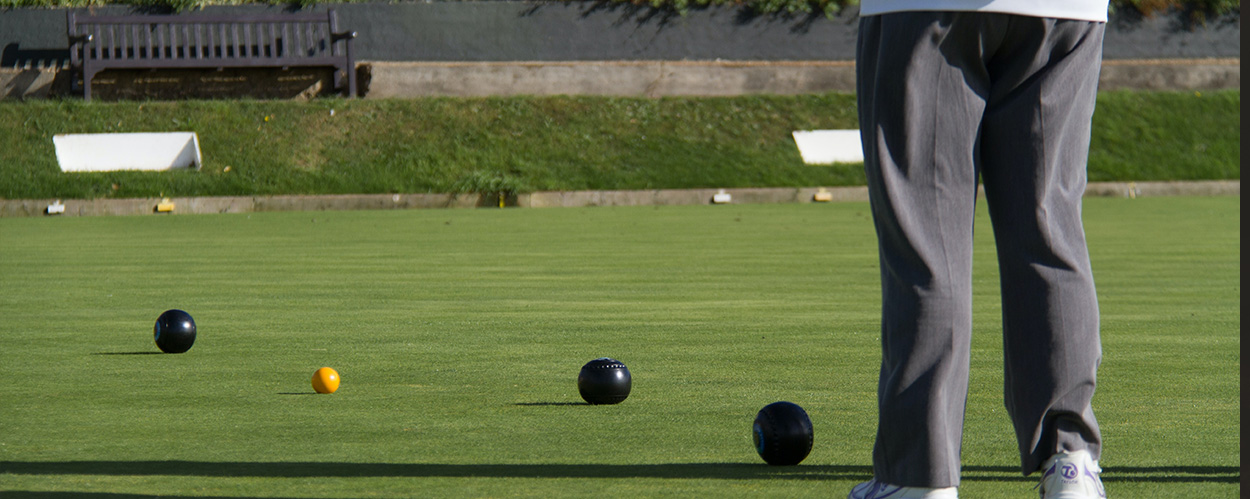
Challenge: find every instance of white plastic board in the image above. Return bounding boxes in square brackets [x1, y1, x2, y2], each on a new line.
[53, 132, 202, 172]
[791, 130, 863, 164]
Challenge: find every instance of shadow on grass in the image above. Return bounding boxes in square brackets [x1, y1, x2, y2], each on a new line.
[0, 461, 1237, 483]
[1, 461, 860, 481]
[961, 465, 1240, 483]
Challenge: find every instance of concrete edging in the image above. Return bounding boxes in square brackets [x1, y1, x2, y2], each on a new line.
[361, 58, 1240, 98]
[1, 180, 1238, 218]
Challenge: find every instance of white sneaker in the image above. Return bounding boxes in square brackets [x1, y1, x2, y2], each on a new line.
[848, 479, 958, 499]
[1037, 450, 1106, 499]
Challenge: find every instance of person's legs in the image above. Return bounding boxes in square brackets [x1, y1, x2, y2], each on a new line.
[856, 12, 992, 488]
[858, 10, 1105, 495]
[976, 17, 1105, 475]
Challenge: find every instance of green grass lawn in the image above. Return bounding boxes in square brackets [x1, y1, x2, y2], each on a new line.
[0, 197, 1239, 497]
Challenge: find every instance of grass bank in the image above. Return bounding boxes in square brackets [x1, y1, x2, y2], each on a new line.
[0, 90, 1239, 200]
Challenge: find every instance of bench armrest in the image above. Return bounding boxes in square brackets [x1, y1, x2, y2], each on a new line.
[68, 33, 94, 46]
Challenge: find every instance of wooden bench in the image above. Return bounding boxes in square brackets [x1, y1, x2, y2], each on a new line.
[67, 9, 356, 100]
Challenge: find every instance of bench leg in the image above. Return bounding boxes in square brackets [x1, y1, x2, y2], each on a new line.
[82, 68, 99, 101]
[346, 64, 357, 98]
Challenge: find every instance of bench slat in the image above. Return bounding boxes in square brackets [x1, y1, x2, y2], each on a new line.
[85, 56, 350, 69]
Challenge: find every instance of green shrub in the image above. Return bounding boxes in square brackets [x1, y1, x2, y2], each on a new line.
[452, 170, 529, 206]
[0, 0, 1237, 20]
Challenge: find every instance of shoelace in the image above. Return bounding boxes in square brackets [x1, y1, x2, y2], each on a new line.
[1033, 463, 1058, 492]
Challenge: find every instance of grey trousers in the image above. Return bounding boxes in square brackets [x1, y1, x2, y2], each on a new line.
[856, 12, 1104, 488]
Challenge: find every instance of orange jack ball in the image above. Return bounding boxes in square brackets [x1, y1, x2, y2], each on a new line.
[312, 367, 340, 394]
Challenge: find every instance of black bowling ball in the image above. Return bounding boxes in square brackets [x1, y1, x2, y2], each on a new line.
[154, 309, 196, 354]
[753, 401, 813, 465]
[578, 358, 631, 405]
